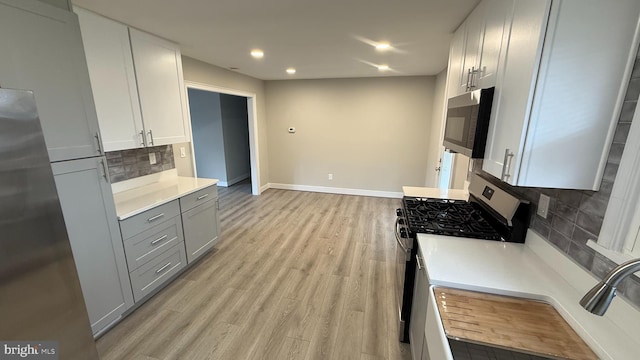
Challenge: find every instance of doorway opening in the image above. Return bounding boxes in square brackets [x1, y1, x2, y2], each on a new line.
[184, 82, 260, 195]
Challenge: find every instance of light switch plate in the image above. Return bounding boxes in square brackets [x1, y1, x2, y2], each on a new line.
[180, 147, 186, 158]
[149, 152, 157, 165]
[537, 194, 550, 218]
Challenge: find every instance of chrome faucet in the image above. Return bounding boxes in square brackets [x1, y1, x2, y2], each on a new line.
[580, 258, 640, 315]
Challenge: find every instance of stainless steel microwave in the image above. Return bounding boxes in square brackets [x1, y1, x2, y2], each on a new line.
[443, 87, 494, 158]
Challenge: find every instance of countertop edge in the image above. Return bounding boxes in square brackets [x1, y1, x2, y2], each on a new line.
[115, 178, 218, 220]
[417, 232, 640, 360]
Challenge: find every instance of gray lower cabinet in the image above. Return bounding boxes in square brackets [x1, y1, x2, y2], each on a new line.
[421, 335, 430, 360]
[52, 157, 134, 336]
[180, 185, 220, 263]
[119, 201, 186, 303]
[129, 242, 186, 302]
[117, 184, 219, 304]
[410, 253, 429, 360]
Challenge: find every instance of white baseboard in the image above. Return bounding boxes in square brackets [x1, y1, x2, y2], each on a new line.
[260, 183, 270, 193]
[267, 183, 403, 198]
[217, 181, 229, 187]
[227, 173, 250, 186]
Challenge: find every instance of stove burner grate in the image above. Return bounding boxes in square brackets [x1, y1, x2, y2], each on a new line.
[402, 197, 501, 240]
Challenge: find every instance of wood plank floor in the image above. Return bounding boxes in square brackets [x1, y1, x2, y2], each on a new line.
[97, 182, 411, 360]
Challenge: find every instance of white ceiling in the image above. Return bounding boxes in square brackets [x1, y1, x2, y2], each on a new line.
[72, 0, 479, 80]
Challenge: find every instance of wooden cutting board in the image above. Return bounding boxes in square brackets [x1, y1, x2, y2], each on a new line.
[433, 287, 597, 360]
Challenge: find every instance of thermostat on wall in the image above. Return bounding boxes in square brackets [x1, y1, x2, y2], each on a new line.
[288, 127, 296, 133]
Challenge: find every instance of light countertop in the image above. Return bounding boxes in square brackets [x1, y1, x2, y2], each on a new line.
[402, 186, 468, 200]
[417, 231, 640, 360]
[113, 176, 218, 220]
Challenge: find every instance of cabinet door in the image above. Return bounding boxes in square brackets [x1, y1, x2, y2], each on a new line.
[421, 334, 430, 360]
[129, 28, 189, 146]
[482, 0, 551, 183]
[182, 198, 220, 263]
[75, 8, 145, 152]
[0, 0, 102, 161]
[447, 24, 466, 99]
[476, 0, 514, 89]
[52, 157, 134, 336]
[425, 288, 454, 360]
[459, 2, 485, 93]
[409, 255, 428, 360]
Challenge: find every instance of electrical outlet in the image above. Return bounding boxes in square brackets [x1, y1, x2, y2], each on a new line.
[537, 194, 550, 218]
[149, 152, 157, 165]
[328, 173, 333, 180]
[180, 147, 186, 158]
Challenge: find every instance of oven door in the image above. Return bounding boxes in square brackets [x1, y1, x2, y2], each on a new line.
[394, 216, 414, 342]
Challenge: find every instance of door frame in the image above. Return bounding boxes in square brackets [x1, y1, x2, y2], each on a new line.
[184, 81, 260, 195]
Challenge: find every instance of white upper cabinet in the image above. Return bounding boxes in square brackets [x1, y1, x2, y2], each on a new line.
[447, 23, 466, 99]
[0, 0, 102, 161]
[448, 0, 513, 97]
[476, 0, 514, 89]
[483, 0, 640, 190]
[130, 29, 189, 147]
[75, 9, 190, 151]
[75, 8, 145, 152]
[458, 1, 485, 94]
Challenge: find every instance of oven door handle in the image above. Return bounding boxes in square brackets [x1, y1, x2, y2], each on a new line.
[395, 218, 410, 255]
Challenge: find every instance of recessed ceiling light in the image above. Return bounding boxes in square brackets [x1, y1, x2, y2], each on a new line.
[250, 49, 264, 59]
[376, 42, 391, 51]
[377, 64, 390, 71]
[286, 68, 296, 75]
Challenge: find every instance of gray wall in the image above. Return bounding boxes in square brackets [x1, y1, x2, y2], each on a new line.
[189, 88, 227, 182]
[265, 76, 436, 192]
[172, 142, 194, 177]
[182, 56, 269, 188]
[220, 94, 251, 184]
[470, 43, 640, 309]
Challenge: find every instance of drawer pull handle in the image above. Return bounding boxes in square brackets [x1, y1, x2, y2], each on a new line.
[147, 213, 165, 222]
[155, 262, 172, 274]
[150, 235, 168, 245]
[197, 193, 209, 200]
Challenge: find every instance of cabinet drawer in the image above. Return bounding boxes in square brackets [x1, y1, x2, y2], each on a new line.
[120, 200, 180, 239]
[123, 216, 184, 271]
[180, 185, 217, 213]
[130, 242, 186, 302]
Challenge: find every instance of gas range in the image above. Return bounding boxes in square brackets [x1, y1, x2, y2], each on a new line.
[401, 197, 501, 240]
[394, 174, 531, 343]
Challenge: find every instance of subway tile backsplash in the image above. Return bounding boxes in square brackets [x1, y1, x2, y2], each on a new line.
[470, 43, 640, 309]
[105, 145, 175, 183]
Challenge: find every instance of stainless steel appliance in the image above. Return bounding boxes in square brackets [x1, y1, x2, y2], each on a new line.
[0, 89, 98, 358]
[394, 173, 530, 342]
[443, 87, 494, 158]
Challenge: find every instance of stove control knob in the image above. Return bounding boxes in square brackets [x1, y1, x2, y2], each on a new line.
[399, 228, 408, 238]
[396, 208, 403, 216]
[398, 218, 405, 225]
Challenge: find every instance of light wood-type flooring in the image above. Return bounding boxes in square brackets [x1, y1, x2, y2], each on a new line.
[97, 182, 411, 360]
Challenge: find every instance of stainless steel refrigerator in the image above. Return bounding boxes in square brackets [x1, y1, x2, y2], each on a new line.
[0, 88, 99, 358]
